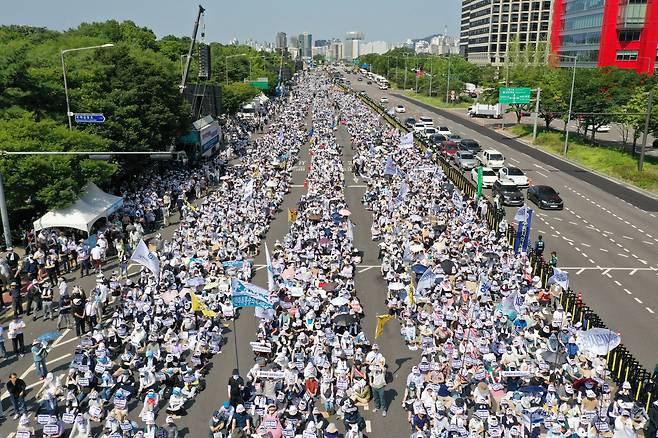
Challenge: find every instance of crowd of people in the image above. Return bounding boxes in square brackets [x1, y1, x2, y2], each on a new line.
[339, 88, 656, 437]
[0, 72, 312, 437]
[2, 68, 658, 438]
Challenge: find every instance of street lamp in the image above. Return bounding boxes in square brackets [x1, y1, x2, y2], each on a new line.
[402, 53, 414, 90]
[60, 43, 115, 130]
[552, 54, 578, 155]
[225, 53, 247, 84]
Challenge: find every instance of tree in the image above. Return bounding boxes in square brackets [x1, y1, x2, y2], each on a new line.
[536, 68, 568, 129]
[221, 82, 260, 114]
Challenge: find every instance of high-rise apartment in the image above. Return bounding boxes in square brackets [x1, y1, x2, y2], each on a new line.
[297, 32, 313, 58]
[460, 0, 553, 65]
[550, 0, 658, 74]
[344, 32, 365, 61]
[276, 32, 287, 52]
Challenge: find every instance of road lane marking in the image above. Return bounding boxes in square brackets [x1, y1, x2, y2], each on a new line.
[629, 269, 637, 275]
[366, 420, 372, 433]
[510, 157, 520, 163]
[601, 269, 610, 275]
[51, 328, 71, 347]
[537, 171, 549, 178]
[622, 235, 633, 240]
[553, 217, 563, 222]
[634, 297, 643, 304]
[624, 288, 632, 295]
[600, 248, 608, 252]
[614, 280, 621, 286]
[647, 307, 655, 314]
[358, 267, 375, 273]
[576, 269, 585, 275]
[643, 241, 654, 245]
[581, 243, 590, 247]
[618, 253, 629, 258]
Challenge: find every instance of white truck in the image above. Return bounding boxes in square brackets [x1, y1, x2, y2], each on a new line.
[468, 103, 503, 119]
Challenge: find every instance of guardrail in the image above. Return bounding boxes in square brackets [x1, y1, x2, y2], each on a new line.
[345, 85, 658, 413]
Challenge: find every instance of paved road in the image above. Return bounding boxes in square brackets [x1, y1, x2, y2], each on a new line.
[350, 78, 658, 370]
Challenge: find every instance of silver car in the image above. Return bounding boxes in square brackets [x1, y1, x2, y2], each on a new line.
[454, 150, 478, 170]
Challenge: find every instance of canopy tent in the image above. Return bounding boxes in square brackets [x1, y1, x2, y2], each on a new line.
[33, 183, 124, 234]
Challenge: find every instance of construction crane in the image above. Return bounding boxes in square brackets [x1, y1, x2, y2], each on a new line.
[179, 5, 205, 94]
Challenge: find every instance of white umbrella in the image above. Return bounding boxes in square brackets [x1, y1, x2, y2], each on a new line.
[410, 243, 424, 252]
[266, 180, 278, 188]
[330, 296, 349, 306]
[409, 214, 423, 222]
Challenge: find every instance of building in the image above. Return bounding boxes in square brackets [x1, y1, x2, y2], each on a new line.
[276, 32, 287, 52]
[359, 41, 390, 55]
[297, 32, 312, 58]
[314, 39, 330, 47]
[344, 31, 365, 61]
[429, 35, 460, 55]
[551, 0, 658, 74]
[459, 0, 553, 65]
[329, 40, 343, 62]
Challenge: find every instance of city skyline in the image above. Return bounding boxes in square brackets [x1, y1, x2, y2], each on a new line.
[0, 0, 461, 44]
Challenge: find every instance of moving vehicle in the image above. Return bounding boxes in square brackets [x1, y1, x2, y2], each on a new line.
[395, 105, 406, 113]
[378, 83, 389, 90]
[404, 117, 417, 129]
[468, 103, 503, 119]
[453, 150, 478, 170]
[498, 166, 529, 188]
[379, 96, 389, 104]
[476, 149, 505, 170]
[527, 185, 564, 210]
[423, 127, 437, 138]
[446, 134, 462, 143]
[459, 139, 481, 154]
[413, 123, 427, 134]
[471, 167, 498, 188]
[358, 77, 363, 81]
[429, 133, 448, 145]
[419, 116, 434, 127]
[367, 80, 372, 85]
[492, 179, 524, 206]
[439, 141, 459, 157]
[386, 107, 396, 116]
[436, 126, 452, 136]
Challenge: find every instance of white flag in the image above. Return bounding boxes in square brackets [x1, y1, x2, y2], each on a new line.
[243, 179, 254, 200]
[130, 239, 160, 279]
[514, 205, 528, 223]
[399, 132, 414, 149]
[416, 267, 436, 297]
[346, 220, 354, 241]
[548, 267, 569, 290]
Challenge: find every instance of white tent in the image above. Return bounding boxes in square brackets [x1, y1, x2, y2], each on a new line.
[33, 183, 124, 234]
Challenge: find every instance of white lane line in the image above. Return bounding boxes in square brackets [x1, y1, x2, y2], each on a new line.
[510, 157, 520, 163]
[537, 171, 549, 178]
[289, 184, 305, 188]
[618, 253, 629, 258]
[622, 235, 633, 240]
[643, 241, 654, 245]
[601, 269, 611, 275]
[358, 266, 375, 273]
[600, 248, 608, 252]
[639, 259, 648, 265]
[569, 221, 578, 225]
[581, 243, 591, 247]
[533, 163, 548, 171]
[624, 288, 632, 295]
[634, 297, 643, 304]
[51, 328, 71, 347]
[588, 258, 595, 264]
[614, 280, 622, 286]
[347, 185, 367, 188]
[629, 269, 637, 275]
[553, 217, 563, 222]
[647, 307, 655, 314]
[366, 420, 372, 433]
[576, 268, 585, 275]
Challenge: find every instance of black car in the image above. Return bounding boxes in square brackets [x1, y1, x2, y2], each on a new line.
[527, 185, 564, 210]
[404, 117, 417, 129]
[492, 180, 524, 206]
[460, 139, 481, 153]
[429, 133, 448, 145]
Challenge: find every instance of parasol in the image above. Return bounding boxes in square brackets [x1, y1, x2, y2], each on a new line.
[440, 259, 457, 275]
[330, 296, 349, 306]
[389, 282, 406, 291]
[411, 264, 429, 275]
[333, 313, 357, 327]
[338, 209, 352, 217]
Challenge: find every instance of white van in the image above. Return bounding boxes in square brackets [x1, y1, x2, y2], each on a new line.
[419, 116, 434, 127]
[476, 149, 505, 170]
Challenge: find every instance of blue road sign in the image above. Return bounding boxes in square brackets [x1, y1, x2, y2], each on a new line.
[74, 113, 106, 123]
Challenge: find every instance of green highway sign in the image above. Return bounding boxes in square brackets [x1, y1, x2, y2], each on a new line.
[499, 87, 532, 104]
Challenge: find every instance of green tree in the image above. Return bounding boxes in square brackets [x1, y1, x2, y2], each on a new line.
[221, 82, 260, 114]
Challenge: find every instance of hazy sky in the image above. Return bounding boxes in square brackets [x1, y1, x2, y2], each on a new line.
[0, 0, 462, 43]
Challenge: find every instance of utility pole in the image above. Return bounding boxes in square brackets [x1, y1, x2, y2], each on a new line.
[532, 88, 541, 143]
[639, 89, 654, 172]
[429, 59, 433, 97]
[415, 58, 419, 93]
[0, 173, 11, 247]
[445, 56, 452, 104]
[404, 56, 408, 90]
[563, 55, 577, 156]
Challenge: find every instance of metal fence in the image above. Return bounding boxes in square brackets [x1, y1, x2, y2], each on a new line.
[349, 86, 658, 412]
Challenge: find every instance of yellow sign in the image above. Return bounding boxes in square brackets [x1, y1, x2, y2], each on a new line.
[288, 208, 298, 222]
[375, 314, 395, 339]
[184, 199, 198, 212]
[191, 292, 217, 317]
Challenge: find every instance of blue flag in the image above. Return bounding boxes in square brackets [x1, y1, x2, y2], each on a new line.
[521, 209, 533, 253]
[384, 156, 398, 176]
[231, 278, 273, 309]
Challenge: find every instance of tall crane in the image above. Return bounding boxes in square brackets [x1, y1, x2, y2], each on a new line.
[179, 5, 205, 94]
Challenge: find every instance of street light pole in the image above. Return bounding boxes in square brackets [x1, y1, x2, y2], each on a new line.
[404, 56, 408, 90]
[60, 44, 114, 130]
[639, 89, 654, 172]
[563, 55, 577, 156]
[429, 58, 433, 97]
[445, 56, 452, 104]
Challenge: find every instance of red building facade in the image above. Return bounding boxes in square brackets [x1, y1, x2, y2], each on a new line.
[551, 0, 658, 75]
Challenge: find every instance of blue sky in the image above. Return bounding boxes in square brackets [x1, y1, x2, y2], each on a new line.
[0, 0, 462, 43]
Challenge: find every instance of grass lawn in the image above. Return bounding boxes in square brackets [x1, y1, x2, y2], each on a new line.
[403, 91, 472, 109]
[508, 125, 658, 195]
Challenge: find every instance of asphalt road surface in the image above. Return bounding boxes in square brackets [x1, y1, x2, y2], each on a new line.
[349, 77, 658, 370]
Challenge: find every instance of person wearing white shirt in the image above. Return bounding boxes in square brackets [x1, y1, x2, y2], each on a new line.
[8, 316, 26, 357]
[90, 245, 103, 273]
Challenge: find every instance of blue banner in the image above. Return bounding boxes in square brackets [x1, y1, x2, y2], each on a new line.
[231, 278, 273, 309]
[514, 222, 524, 254]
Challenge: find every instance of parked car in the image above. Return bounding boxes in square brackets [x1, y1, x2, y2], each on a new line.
[404, 117, 417, 129]
[419, 116, 434, 127]
[498, 166, 529, 188]
[476, 149, 505, 170]
[379, 96, 389, 104]
[471, 167, 498, 188]
[492, 179, 524, 206]
[453, 150, 478, 170]
[527, 185, 564, 210]
[413, 123, 427, 134]
[459, 139, 481, 154]
[395, 105, 406, 113]
[423, 127, 437, 138]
